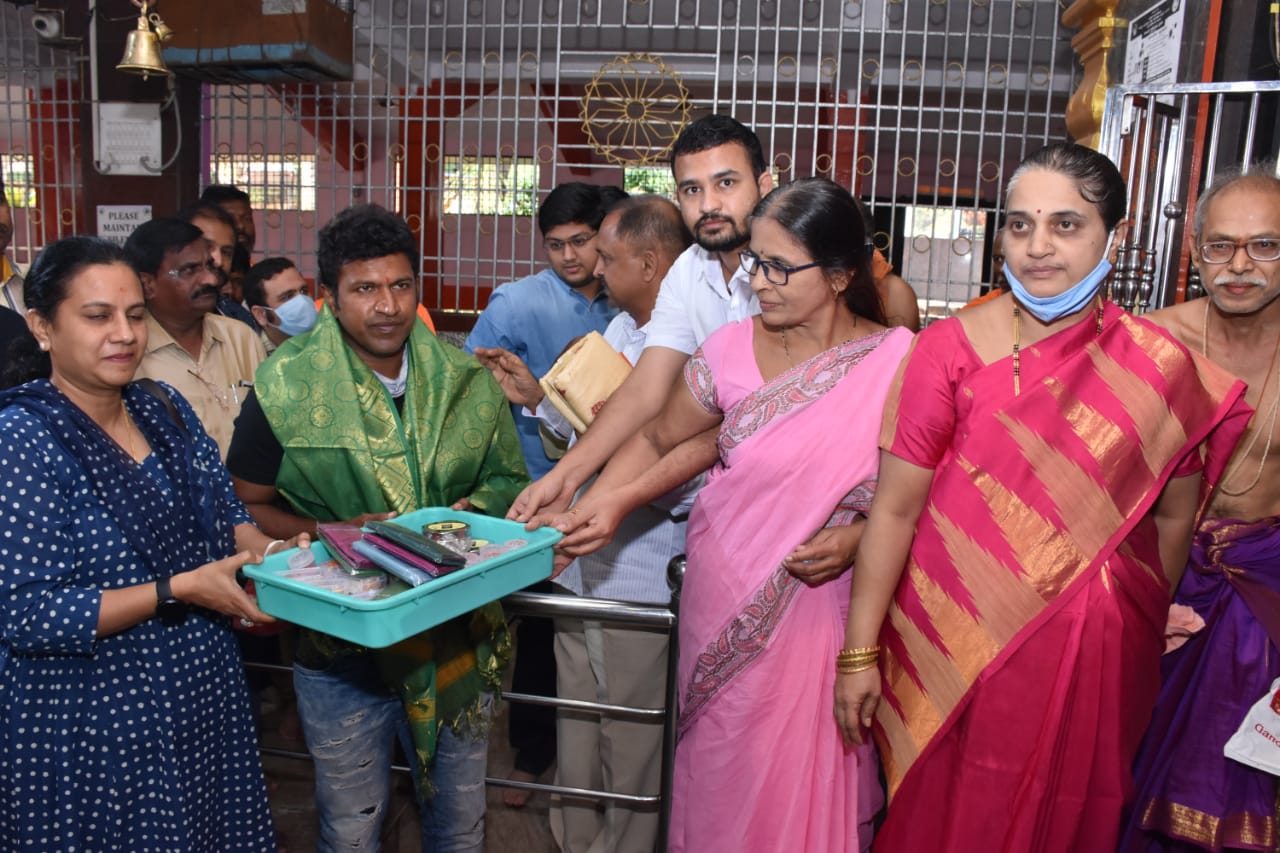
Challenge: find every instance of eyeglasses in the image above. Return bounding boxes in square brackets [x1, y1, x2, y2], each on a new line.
[166, 259, 220, 281]
[739, 250, 821, 286]
[1199, 239, 1280, 264]
[543, 232, 596, 254]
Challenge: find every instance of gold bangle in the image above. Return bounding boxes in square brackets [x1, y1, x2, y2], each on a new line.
[834, 650, 875, 666]
[839, 646, 880, 656]
[836, 660, 878, 674]
[837, 662, 877, 672]
[837, 658, 878, 670]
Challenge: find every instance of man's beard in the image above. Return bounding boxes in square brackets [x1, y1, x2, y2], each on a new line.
[694, 216, 749, 253]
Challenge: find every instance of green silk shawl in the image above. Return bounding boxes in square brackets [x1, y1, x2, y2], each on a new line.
[256, 306, 529, 773]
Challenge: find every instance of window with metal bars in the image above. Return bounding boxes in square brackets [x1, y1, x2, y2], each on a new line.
[209, 154, 317, 211]
[441, 155, 539, 216]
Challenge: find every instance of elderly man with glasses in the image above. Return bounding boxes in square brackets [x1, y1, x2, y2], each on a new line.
[124, 216, 266, 458]
[464, 180, 625, 804]
[1124, 166, 1280, 851]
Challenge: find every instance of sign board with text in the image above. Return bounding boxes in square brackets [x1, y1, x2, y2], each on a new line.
[96, 205, 152, 247]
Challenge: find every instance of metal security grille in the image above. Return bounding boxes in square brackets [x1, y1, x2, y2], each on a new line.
[0, 2, 1079, 320]
[0, 4, 85, 271]
[1098, 81, 1280, 313]
[201, 0, 1078, 324]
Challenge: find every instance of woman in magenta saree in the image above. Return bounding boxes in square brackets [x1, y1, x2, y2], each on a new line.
[834, 144, 1249, 852]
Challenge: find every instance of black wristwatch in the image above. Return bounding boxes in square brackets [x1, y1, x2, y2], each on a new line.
[155, 576, 188, 626]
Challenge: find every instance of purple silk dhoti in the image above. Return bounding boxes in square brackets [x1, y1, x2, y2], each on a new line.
[1123, 517, 1280, 852]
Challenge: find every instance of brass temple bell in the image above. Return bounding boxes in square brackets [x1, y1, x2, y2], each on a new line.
[116, 1, 172, 80]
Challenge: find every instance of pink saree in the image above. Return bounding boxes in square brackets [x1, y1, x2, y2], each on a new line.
[669, 318, 913, 853]
[873, 303, 1249, 853]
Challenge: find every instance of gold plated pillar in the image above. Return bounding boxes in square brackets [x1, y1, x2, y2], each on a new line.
[1062, 0, 1126, 149]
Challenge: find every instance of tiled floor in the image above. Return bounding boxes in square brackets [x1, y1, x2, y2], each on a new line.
[259, 678, 559, 853]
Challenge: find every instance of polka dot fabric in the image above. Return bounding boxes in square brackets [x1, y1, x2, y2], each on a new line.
[0, 383, 274, 852]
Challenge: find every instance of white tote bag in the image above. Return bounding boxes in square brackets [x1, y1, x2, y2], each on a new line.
[1223, 676, 1280, 776]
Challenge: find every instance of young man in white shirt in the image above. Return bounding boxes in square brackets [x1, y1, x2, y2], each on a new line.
[510, 115, 772, 529]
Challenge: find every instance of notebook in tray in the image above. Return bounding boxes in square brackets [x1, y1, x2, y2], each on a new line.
[315, 522, 379, 574]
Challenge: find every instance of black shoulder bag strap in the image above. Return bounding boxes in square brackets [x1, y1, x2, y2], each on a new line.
[134, 377, 189, 434]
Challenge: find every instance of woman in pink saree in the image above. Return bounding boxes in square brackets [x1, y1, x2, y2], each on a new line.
[569, 178, 913, 851]
[833, 144, 1250, 852]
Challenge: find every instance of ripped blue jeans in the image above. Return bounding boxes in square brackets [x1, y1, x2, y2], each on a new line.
[294, 655, 491, 853]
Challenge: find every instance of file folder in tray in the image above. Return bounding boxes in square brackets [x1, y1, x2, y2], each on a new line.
[243, 508, 560, 648]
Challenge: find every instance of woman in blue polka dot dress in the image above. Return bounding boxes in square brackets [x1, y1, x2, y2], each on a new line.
[0, 237, 302, 851]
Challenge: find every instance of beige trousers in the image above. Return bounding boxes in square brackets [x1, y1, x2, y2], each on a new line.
[551, 618, 669, 853]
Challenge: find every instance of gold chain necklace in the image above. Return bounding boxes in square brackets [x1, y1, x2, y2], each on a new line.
[1012, 304, 1022, 395]
[780, 317, 858, 367]
[1203, 301, 1280, 496]
[1012, 297, 1104, 396]
[119, 400, 137, 460]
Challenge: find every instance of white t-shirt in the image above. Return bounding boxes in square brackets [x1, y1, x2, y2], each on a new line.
[643, 243, 759, 355]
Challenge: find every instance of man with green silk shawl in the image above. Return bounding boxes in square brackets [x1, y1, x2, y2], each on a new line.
[226, 204, 528, 853]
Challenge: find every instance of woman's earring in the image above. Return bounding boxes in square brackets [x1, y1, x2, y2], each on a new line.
[38, 340, 49, 351]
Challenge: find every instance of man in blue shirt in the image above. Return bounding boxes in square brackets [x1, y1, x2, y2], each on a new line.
[465, 181, 625, 805]
[466, 182, 623, 479]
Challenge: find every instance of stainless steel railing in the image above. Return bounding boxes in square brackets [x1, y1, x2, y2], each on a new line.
[251, 555, 686, 852]
[490, 556, 685, 853]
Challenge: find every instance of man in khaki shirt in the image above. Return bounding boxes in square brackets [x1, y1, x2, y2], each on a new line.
[0, 194, 23, 315]
[123, 217, 265, 457]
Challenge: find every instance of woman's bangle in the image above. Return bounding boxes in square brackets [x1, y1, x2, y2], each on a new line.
[834, 655, 875, 671]
[836, 645, 880, 674]
[836, 657, 878, 670]
[263, 539, 286, 557]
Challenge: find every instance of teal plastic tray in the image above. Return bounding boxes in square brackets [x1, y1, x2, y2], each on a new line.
[243, 508, 560, 648]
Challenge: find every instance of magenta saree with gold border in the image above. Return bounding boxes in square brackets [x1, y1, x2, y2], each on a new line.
[873, 304, 1248, 853]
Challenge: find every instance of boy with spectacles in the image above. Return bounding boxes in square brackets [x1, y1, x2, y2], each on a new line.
[464, 180, 625, 804]
[467, 181, 625, 486]
[181, 202, 260, 332]
[467, 182, 626, 481]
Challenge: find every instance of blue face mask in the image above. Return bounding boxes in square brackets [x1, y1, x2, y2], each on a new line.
[271, 293, 319, 337]
[1003, 233, 1115, 323]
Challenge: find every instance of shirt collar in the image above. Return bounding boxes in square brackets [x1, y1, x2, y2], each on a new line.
[549, 267, 609, 306]
[697, 245, 751, 299]
[144, 311, 217, 357]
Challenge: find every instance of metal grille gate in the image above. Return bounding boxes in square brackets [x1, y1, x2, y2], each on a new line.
[196, 0, 1079, 323]
[0, 4, 83, 273]
[0, 3, 1084, 321]
[1098, 81, 1280, 313]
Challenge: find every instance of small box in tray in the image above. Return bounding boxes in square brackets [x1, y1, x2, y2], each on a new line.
[243, 508, 561, 648]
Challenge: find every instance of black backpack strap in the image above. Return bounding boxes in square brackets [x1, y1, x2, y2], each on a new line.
[134, 378, 189, 433]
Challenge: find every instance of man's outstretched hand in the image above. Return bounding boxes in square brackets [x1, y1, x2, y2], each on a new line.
[474, 347, 543, 410]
